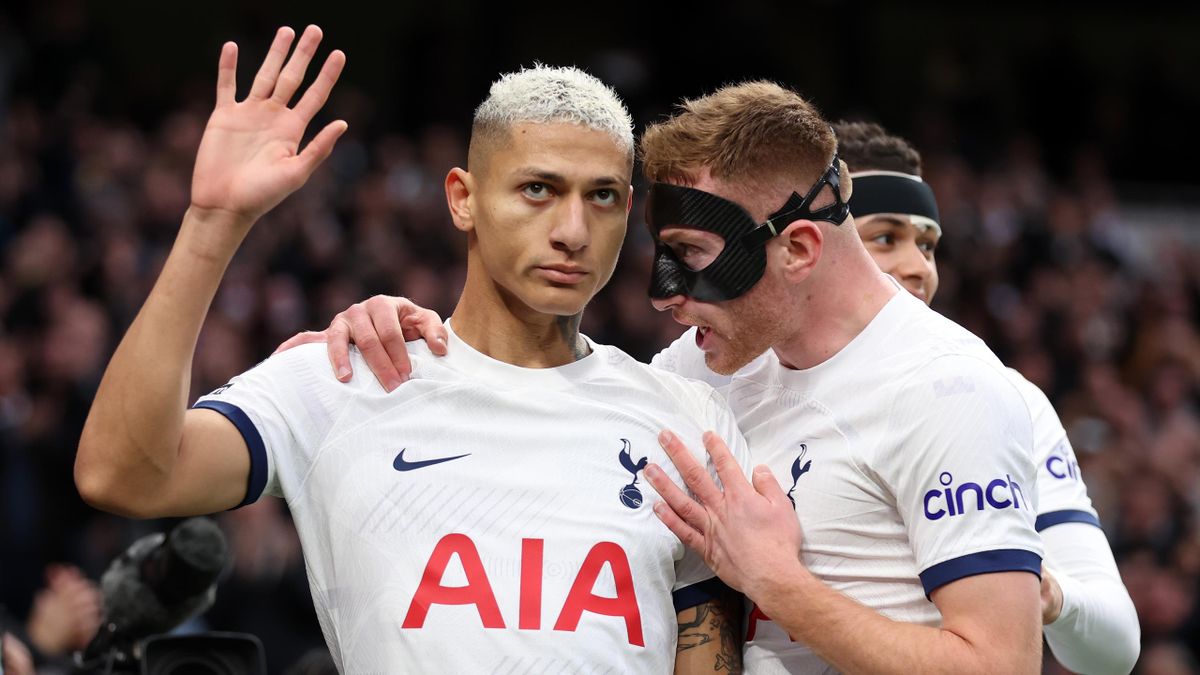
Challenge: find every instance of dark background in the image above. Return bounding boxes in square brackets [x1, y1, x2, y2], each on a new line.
[1, 1, 1198, 673]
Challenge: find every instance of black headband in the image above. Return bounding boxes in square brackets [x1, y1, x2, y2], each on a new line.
[848, 171, 941, 232]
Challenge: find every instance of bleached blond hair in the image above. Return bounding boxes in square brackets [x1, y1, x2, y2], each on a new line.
[469, 64, 634, 168]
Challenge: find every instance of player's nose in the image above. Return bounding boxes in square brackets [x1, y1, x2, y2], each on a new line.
[651, 294, 685, 312]
[550, 195, 589, 252]
[895, 243, 932, 298]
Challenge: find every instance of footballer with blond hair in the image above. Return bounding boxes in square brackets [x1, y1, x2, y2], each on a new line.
[75, 26, 748, 673]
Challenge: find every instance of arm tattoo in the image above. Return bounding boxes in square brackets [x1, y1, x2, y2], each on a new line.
[713, 590, 744, 673]
[677, 590, 745, 673]
[677, 604, 715, 651]
[556, 312, 589, 361]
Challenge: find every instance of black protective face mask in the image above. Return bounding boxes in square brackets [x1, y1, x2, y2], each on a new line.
[646, 156, 849, 302]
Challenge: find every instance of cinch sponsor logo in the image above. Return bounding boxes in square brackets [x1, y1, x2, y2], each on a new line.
[1045, 443, 1081, 482]
[923, 471, 1025, 521]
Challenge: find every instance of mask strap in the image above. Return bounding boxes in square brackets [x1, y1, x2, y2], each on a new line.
[741, 154, 850, 249]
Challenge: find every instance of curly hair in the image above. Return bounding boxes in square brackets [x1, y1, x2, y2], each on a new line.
[832, 120, 922, 176]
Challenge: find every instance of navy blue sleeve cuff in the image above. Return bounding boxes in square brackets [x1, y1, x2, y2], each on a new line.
[672, 577, 734, 613]
[919, 549, 1041, 598]
[193, 400, 268, 509]
[1035, 509, 1101, 532]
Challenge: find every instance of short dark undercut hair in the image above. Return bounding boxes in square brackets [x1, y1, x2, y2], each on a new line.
[832, 121, 922, 176]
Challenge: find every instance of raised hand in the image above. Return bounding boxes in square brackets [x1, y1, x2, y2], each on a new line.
[273, 295, 447, 391]
[644, 431, 804, 597]
[190, 26, 347, 227]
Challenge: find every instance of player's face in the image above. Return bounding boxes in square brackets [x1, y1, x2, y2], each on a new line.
[470, 122, 632, 317]
[650, 174, 792, 375]
[856, 214, 940, 304]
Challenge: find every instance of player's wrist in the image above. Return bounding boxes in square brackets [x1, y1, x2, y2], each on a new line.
[179, 206, 257, 263]
[743, 558, 813, 617]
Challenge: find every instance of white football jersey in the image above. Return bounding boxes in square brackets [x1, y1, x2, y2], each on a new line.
[651, 339, 1102, 535]
[653, 290, 1043, 675]
[195, 326, 750, 674]
[1004, 370, 1100, 532]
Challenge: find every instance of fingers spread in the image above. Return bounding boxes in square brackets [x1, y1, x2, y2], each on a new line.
[644, 462, 710, 534]
[703, 431, 750, 496]
[248, 26, 296, 100]
[751, 465, 788, 505]
[659, 430, 724, 505]
[272, 24, 322, 105]
[293, 49, 346, 123]
[652, 500, 706, 553]
[295, 120, 348, 179]
[215, 42, 238, 106]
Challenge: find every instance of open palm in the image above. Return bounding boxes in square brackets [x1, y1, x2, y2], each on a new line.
[191, 26, 347, 223]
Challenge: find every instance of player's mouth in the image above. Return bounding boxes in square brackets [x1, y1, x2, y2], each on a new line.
[695, 325, 719, 351]
[535, 264, 588, 284]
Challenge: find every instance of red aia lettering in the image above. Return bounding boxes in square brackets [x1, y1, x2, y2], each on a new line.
[519, 538, 543, 630]
[403, 535, 644, 647]
[553, 542, 645, 647]
[401, 533, 504, 629]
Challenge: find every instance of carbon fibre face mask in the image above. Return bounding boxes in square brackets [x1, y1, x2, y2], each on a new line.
[646, 156, 850, 302]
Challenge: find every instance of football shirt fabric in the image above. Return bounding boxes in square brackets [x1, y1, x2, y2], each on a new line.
[196, 325, 750, 674]
[653, 289, 1044, 674]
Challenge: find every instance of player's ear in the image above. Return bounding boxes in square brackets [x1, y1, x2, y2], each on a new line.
[625, 184, 634, 214]
[445, 168, 475, 233]
[776, 219, 823, 284]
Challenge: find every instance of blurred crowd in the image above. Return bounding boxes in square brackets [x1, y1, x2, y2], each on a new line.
[1, 6, 1199, 675]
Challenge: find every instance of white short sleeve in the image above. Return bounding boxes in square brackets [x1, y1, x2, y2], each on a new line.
[1005, 371, 1101, 531]
[192, 344, 358, 505]
[881, 355, 1044, 596]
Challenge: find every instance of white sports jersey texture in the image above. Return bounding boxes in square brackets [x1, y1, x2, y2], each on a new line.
[654, 291, 1043, 675]
[652, 345, 1102, 533]
[195, 327, 750, 674]
[1005, 371, 1100, 531]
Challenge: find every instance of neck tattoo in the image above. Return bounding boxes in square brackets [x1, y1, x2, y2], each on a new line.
[556, 313, 589, 361]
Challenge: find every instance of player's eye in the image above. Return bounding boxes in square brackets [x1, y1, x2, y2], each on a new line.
[870, 233, 896, 247]
[671, 243, 695, 259]
[671, 242, 717, 271]
[918, 239, 938, 255]
[522, 183, 553, 200]
[591, 188, 618, 207]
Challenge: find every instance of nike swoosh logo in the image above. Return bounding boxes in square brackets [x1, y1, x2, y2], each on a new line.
[393, 448, 471, 472]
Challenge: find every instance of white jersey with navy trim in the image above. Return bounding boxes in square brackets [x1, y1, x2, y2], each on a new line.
[653, 329, 1104, 539]
[194, 325, 750, 674]
[653, 290, 1043, 675]
[1004, 371, 1101, 532]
